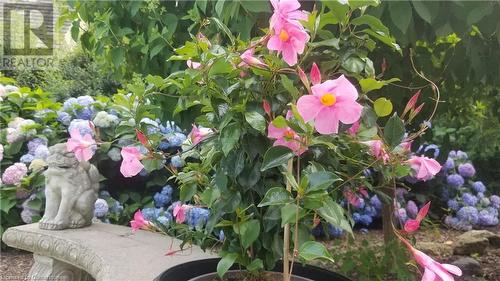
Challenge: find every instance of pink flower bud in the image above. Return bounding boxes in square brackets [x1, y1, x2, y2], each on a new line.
[310, 62, 321, 85]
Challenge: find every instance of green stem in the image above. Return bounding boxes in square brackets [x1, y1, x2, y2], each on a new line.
[283, 159, 294, 281]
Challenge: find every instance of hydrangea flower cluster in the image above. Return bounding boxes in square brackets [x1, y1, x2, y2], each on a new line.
[153, 185, 173, 207]
[6, 117, 37, 143]
[440, 150, 499, 230]
[2, 163, 28, 185]
[20, 194, 41, 224]
[19, 137, 49, 165]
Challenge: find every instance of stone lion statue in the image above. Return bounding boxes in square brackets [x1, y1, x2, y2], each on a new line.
[39, 143, 100, 230]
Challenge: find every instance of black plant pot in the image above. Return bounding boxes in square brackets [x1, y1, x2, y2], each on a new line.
[158, 258, 351, 281]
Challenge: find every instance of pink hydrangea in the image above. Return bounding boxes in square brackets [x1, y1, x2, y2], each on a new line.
[120, 147, 144, 178]
[66, 128, 97, 162]
[297, 75, 363, 135]
[2, 163, 28, 185]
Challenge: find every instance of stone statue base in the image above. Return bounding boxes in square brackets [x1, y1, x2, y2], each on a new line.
[29, 255, 94, 281]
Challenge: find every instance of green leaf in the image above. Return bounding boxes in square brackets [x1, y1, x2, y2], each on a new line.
[389, 1, 412, 33]
[412, 1, 439, 24]
[258, 187, 293, 207]
[384, 113, 405, 148]
[142, 159, 163, 172]
[180, 184, 197, 201]
[281, 204, 300, 227]
[280, 75, 299, 100]
[299, 241, 334, 263]
[240, 219, 260, 248]
[317, 198, 352, 233]
[210, 17, 235, 45]
[240, 0, 270, 13]
[209, 58, 233, 76]
[220, 123, 241, 155]
[245, 111, 266, 133]
[272, 116, 287, 128]
[261, 146, 294, 171]
[111, 47, 125, 67]
[362, 29, 401, 54]
[374, 97, 393, 117]
[217, 253, 238, 278]
[351, 15, 389, 35]
[307, 171, 341, 192]
[246, 258, 264, 274]
[309, 38, 340, 49]
[342, 57, 364, 74]
[359, 77, 400, 93]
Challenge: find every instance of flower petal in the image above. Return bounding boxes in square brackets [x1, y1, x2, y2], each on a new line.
[422, 268, 438, 281]
[332, 75, 359, 101]
[314, 107, 339, 134]
[335, 100, 363, 124]
[441, 264, 462, 276]
[282, 43, 298, 66]
[267, 35, 282, 51]
[268, 123, 286, 139]
[297, 95, 323, 122]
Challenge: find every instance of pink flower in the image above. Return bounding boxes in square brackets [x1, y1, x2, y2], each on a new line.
[173, 204, 190, 223]
[404, 202, 431, 233]
[0, 144, 3, 162]
[400, 238, 462, 281]
[239, 48, 268, 68]
[120, 147, 144, 178]
[267, 122, 307, 156]
[297, 75, 363, 134]
[262, 100, 271, 116]
[270, 0, 308, 29]
[363, 140, 389, 163]
[2, 163, 28, 185]
[66, 128, 96, 162]
[347, 120, 360, 136]
[310, 62, 321, 85]
[267, 20, 309, 66]
[130, 210, 150, 231]
[189, 125, 213, 145]
[399, 141, 413, 151]
[407, 156, 441, 181]
[187, 59, 201, 69]
[343, 190, 361, 208]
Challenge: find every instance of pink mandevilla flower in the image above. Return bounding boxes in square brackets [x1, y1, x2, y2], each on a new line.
[347, 120, 360, 136]
[120, 147, 144, 178]
[267, 122, 306, 156]
[186, 59, 201, 69]
[66, 128, 96, 162]
[399, 238, 462, 281]
[407, 156, 441, 181]
[130, 210, 150, 231]
[239, 48, 268, 68]
[404, 201, 431, 233]
[363, 140, 389, 163]
[267, 15, 309, 66]
[189, 125, 213, 145]
[269, 0, 308, 30]
[173, 204, 190, 224]
[297, 75, 363, 135]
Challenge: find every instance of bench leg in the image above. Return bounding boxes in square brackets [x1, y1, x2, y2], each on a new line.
[28, 254, 95, 281]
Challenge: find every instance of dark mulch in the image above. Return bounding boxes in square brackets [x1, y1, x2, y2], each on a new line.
[0, 249, 33, 281]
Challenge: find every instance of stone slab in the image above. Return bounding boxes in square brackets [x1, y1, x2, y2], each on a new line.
[2, 223, 216, 281]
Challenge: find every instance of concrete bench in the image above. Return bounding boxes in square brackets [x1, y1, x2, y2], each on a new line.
[2, 223, 216, 281]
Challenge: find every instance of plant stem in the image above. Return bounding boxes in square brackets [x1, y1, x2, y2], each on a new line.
[287, 157, 301, 280]
[283, 159, 294, 281]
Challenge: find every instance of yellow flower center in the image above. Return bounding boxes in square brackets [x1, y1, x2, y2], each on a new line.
[320, 93, 336, 106]
[284, 130, 295, 140]
[279, 30, 289, 42]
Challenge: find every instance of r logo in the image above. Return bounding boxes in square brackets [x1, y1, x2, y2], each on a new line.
[3, 2, 53, 56]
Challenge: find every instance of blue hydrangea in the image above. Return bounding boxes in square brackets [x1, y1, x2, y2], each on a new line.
[478, 210, 498, 226]
[360, 228, 369, 234]
[186, 207, 210, 230]
[20, 154, 34, 164]
[139, 169, 148, 177]
[457, 206, 479, 225]
[477, 192, 485, 199]
[486, 207, 498, 217]
[154, 192, 171, 207]
[170, 155, 185, 168]
[356, 198, 366, 210]
[364, 206, 378, 217]
[444, 215, 459, 228]
[363, 169, 372, 178]
[94, 199, 109, 217]
[57, 111, 72, 125]
[447, 174, 464, 188]
[472, 181, 486, 193]
[456, 150, 468, 159]
[100, 191, 111, 198]
[462, 193, 478, 206]
[490, 195, 500, 208]
[396, 208, 408, 222]
[28, 138, 48, 154]
[34, 145, 49, 160]
[447, 199, 460, 211]
[167, 133, 187, 147]
[423, 144, 440, 158]
[406, 200, 418, 219]
[448, 150, 457, 158]
[77, 95, 95, 107]
[395, 188, 407, 201]
[68, 119, 93, 136]
[158, 140, 170, 150]
[159, 121, 182, 134]
[327, 224, 344, 237]
[311, 224, 324, 238]
[142, 208, 162, 220]
[63, 98, 78, 111]
[75, 108, 94, 120]
[443, 158, 455, 171]
[352, 212, 361, 224]
[109, 201, 124, 214]
[370, 195, 382, 211]
[358, 214, 373, 226]
[218, 230, 225, 241]
[161, 185, 173, 195]
[156, 216, 171, 227]
[458, 163, 476, 178]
